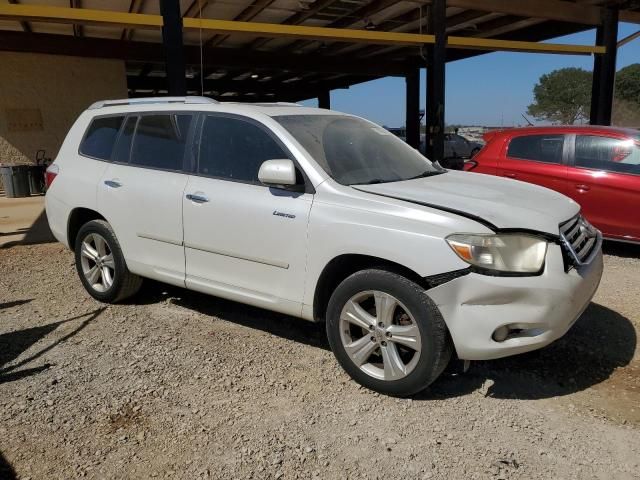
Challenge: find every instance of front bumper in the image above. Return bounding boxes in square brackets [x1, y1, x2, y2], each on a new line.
[427, 243, 603, 360]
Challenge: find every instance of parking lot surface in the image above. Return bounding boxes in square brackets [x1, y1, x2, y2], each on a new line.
[1, 241, 639, 479]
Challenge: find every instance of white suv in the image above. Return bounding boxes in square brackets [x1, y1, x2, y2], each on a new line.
[46, 97, 603, 396]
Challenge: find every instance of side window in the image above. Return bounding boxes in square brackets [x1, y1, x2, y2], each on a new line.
[112, 116, 137, 163]
[80, 116, 124, 160]
[198, 116, 289, 183]
[575, 135, 640, 175]
[130, 114, 193, 171]
[507, 134, 564, 164]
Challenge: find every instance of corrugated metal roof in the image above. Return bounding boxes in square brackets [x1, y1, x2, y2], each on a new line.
[0, 0, 637, 102]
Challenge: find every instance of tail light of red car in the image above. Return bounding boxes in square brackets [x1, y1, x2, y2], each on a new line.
[463, 159, 478, 171]
[45, 164, 59, 189]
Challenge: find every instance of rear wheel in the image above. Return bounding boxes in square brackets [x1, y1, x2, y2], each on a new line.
[326, 269, 451, 396]
[74, 220, 142, 303]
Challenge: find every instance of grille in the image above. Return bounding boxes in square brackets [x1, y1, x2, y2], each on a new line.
[559, 214, 599, 266]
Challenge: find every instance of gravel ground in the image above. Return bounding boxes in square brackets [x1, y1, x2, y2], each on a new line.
[1, 242, 639, 479]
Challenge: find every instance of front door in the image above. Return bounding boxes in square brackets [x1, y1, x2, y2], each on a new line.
[182, 114, 313, 316]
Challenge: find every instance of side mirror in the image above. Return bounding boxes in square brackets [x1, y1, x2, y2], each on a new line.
[258, 159, 297, 187]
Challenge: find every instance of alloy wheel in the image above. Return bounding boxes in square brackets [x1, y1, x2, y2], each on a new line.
[80, 233, 115, 293]
[339, 290, 422, 381]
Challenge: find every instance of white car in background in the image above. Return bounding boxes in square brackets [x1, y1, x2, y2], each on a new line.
[45, 97, 603, 396]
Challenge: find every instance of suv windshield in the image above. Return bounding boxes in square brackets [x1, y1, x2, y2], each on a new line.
[274, 114, 443, 185]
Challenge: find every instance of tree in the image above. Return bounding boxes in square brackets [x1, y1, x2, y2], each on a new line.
[527, 67, 592, 124]
[615, 63, 640, 105]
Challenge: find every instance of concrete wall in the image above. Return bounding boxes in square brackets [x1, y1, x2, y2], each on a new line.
[0, 52, 128, 165]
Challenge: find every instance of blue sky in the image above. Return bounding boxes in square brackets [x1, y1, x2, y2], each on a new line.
[302, 23, 640, 127]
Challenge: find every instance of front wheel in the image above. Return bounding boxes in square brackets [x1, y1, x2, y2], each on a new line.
[326, 269, 452, 396]
[74, 220, 142, 303]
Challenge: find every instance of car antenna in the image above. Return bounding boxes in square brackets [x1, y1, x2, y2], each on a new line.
[521, 113, 534, 126]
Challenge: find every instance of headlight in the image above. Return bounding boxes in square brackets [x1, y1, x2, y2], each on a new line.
[446, 233, 548, 274]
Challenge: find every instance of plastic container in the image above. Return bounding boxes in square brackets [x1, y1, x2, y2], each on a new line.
[0, 165, 31, 198]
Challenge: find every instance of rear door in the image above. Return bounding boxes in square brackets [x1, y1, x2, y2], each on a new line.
[566, 134, 640, 241]
[498, 133, 570, 195]
[97, 112, 194, 285]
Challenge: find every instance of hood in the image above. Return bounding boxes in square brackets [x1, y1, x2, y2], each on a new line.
[354, 170, 579, 235]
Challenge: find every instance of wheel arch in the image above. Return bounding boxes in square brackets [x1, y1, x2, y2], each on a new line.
[67, 207, 106, 249]
[312, 254, 430, 323]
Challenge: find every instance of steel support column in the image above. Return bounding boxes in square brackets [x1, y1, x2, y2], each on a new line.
[405, 69, 420, 149]
[160, 0, 186, 96]
[590, 7, 619, 125]
[318, 89, 331, 109]
[426, 0, 446, 162]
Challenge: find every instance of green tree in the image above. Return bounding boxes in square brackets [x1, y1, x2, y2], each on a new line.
[527, 67, 592, 124]
[615, 63, 640, 105]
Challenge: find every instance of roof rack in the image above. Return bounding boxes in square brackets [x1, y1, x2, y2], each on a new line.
[223, 101, 302, 107]
[88, 96, 219, 110]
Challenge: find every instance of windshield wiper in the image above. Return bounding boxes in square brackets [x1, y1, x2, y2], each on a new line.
[351, 178, 388, 185]
[405, 170, 445, 181]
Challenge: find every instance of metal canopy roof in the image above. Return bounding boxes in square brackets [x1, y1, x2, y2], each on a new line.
[1, 0, 639, 102]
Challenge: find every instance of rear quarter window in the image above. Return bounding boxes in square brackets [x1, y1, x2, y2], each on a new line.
[79, 116, 125, 160]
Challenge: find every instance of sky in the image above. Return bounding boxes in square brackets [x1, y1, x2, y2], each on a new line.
[301, 23, 640, 128]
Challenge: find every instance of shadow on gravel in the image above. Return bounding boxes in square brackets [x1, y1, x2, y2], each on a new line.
[0, 209, 56, 249]
[0, 451, 17, 480]
[133, 280, 330, 351]
[0, 299, 32, 310]
[423, 302, 636, 400]
[603, 240, 640, 259]
[0, 228, 28, 237]
[134, 283, 635, 401]
[0, 308, 105, 384]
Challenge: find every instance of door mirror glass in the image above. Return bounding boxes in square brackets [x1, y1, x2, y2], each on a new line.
[258, 159, 297, 187]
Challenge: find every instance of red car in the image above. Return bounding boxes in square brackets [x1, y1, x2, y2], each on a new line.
[466, 126, 640, 244]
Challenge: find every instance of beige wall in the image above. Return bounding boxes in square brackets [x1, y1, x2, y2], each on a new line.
[0, 52, 128, 165]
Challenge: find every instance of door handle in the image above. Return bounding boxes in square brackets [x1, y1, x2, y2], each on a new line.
[575, 184, 590, 192]
[104, 179, 122, 188]
[186, 193, 209, 203]
[504, 173, 517, 178]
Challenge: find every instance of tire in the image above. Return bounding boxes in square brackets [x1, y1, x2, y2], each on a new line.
[326, 269, 452, 396]
[74, 219, 142, 303]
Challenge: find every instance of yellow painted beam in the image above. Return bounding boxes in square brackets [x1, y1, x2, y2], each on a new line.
[0, 3, 608, 54]
[447, 36, 606, 55]
[0, 4, 162, 29]
[183, 17, 435, 45]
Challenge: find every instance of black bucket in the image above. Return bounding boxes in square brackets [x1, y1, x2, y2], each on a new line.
[28, 165, 46, 195]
